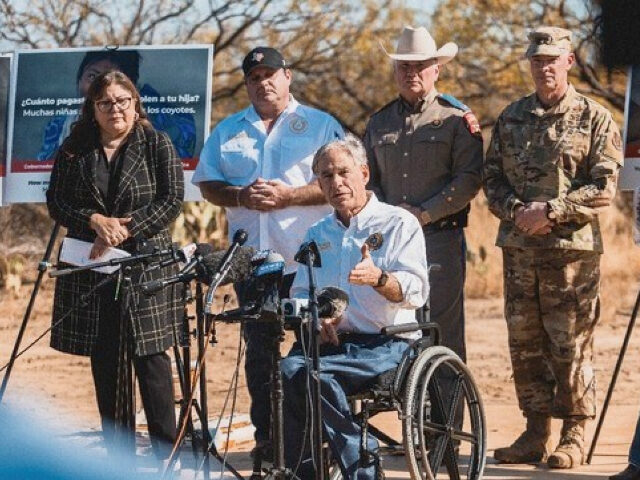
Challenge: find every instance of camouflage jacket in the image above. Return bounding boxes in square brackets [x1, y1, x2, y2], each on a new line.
[483, 84, 623, 252]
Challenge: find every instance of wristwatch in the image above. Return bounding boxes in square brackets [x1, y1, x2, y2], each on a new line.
[376, 270, 389, 288]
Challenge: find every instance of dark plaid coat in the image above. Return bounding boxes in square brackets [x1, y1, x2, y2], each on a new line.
[46, 124, 184, 357]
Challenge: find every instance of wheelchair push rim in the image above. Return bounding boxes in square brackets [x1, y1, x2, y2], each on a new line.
[402, 346, 486, 480]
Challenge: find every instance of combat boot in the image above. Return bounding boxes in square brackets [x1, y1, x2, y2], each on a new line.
[494, 413, 551, 464]
[547, 419, 585, 469]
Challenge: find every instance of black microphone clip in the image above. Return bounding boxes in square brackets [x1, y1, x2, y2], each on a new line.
[294, 241, 321, 267]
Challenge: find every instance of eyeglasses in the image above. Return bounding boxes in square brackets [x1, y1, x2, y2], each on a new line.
[95, 96, 133, 113]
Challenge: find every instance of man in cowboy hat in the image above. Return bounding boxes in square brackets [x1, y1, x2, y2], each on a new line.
[484, 26, 622, 468]
[363, 25, 483, 435]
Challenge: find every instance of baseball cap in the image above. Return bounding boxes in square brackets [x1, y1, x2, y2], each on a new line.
[242, 47, 287, 76]
[525, 26, 572, 58]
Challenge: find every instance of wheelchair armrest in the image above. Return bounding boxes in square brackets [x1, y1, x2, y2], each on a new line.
[418, 321, 440, 345]
[381, 321, 441, 344]
[381, 323, 421, 336]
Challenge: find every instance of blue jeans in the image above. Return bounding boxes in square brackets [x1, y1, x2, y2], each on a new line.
[631, 413, 640, 467]
[282, 334, 409, 480]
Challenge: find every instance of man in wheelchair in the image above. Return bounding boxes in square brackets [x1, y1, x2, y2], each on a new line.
[281, 134, 430, 480]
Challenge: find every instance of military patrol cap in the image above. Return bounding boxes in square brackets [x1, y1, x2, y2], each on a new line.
[525, 26, 572, 58]
[242, 47, 287, 76]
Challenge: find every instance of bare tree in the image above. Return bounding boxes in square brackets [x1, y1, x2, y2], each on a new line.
[426, 0, 625, 126]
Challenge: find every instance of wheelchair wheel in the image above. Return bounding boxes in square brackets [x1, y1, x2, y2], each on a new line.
[402, 346, 486, 480]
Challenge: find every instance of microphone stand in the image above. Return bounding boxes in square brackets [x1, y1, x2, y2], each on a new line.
[0, 223, 60, 402]
[48, 247, 174, 278]
[587, 285, 639, 463]
[195, 280, 212, 478]
[172, 277, 234, 480]
[216, 285, 293, 480]
[170, 277, 216, 480]
[47, 250, 191, 455]
[0, 226, 162, 402]
[296, 242, 324, 480]
[174, 280, 199, 459]
[161, 255, 246, 480]
[269, 298, 288, 480]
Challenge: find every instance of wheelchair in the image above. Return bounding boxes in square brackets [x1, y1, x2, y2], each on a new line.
[329, 308, 486, 480]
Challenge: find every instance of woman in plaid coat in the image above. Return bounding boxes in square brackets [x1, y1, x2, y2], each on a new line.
[46, 71, 184, 460]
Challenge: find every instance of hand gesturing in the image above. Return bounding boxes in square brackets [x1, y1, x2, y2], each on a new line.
[348, 244, 382, 287]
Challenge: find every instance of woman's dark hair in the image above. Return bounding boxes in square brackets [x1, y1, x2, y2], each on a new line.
[62, 70, 151, 155]
[76, 50, 141, 86]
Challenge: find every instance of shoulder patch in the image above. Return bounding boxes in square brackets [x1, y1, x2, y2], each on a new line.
[463, 111, 482, 139]
[438, 93, 470, 112]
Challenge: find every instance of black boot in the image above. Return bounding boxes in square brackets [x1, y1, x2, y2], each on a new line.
[610, 464, 640, 480]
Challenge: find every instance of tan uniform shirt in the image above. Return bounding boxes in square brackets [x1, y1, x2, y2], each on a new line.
[484, 84, 623, 252]
[363, 88, 483, 223]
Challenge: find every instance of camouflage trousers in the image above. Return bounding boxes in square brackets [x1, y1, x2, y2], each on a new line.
[502, 247, 600, 419]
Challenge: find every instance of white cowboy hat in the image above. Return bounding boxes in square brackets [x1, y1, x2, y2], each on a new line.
[381, 26, 458, 64]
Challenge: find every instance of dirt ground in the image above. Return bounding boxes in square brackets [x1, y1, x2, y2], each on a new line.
[1, 279, 640, 479]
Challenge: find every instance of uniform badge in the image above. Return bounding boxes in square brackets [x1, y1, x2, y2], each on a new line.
[365, 232, 384, 251]
[289, 115, 309, 134]
[252, 52, 264, 62]
[463, 112, 482, 140]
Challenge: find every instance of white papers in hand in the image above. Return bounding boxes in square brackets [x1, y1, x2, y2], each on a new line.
[59, 237, 131, 274]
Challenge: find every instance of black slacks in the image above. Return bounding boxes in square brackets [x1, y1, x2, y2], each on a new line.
[422, 228, 467, 435]
[90, 281, 176, 458]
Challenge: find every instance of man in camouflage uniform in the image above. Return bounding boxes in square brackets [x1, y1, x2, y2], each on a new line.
[484, 26, 623, 468]
[364, 26, 483, 434]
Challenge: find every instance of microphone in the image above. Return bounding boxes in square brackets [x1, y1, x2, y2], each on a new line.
[139, 243, 214, 295]
[144, 243, 197, 272]
[253, 251, 285, 280]
[197, 246, 255, 286]
[317, 287, 349, 318]
[179, 243, 214, 277]
[204, 229, 248, 314]
[247, 251, 285, 321]
[213, 250, 286, 322]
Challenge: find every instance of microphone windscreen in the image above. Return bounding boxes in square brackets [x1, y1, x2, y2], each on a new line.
[194, 243, 215, 257]
[317, 286, 349, 318]
[198, 245, 255, 286]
